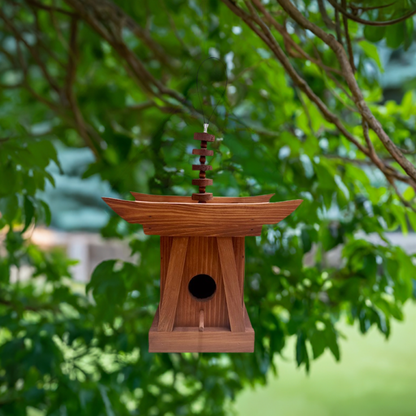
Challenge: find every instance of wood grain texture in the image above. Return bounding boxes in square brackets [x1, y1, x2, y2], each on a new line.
[192, 164, 212, 171]
[160, 236, 173, 300]
[233, 237, 245, 302]
[192, 179, 213, 186]
[192, 149, 214, 156]
[158, 237, 188, 332]
[192, 130, 213, 201]
[144, 224, 263, 237]
[217, 237, 246, 333]
[103, 197, 302, 237]
[174, 237, 229, 328]
[194, 132, 215, 142]
[130, 192, 275, 204]
[199, 309, 204, 332]
[192, 193, 213, 202]
[149, 305, 254, 353]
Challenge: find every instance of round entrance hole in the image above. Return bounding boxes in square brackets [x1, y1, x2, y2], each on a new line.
[188, 274, 217, 301]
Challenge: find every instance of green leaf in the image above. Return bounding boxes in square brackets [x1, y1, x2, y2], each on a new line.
[313, 161, 337, 190]
[386, 22, 406, 49]
[0, 258, 9, 282]
[295, 331, 310, 371]
[23, 196, 35, 232]
[0, 194, 19, 223]
[359, 40, 383, 71]
[325, 327, 340, 361]
[40, 200, 52, 226]
[408, 211, 416, 232]
[310, 330, 326, 359]
[363, 25, 386, 43]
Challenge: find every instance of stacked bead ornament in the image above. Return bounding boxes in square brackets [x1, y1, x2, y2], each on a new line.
[192, 124, 214, 203]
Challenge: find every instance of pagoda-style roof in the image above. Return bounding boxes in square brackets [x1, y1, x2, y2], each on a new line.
[103, 193, 302, 237]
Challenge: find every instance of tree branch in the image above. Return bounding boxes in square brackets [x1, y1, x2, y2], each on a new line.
[252, 0, 343, 76]
[221, 0, 415, 191]
[276, 0, 416, 184]
[63, 0, 176, 70]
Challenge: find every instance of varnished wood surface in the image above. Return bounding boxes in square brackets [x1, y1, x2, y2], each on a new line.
[159, 236, 173, 300]
[192, 164, 212, 171]
[217, 237, 246, 332]
[158, 237, 188, 332]
[174, 237, 229, 328]
[191, 193, 213, 201]
[130, 192, 275, 204]
[192, 149, 214, 156]
[149, 305, 254, 353]
[232, 237, 245, 302]
[194, 132, 215, 142]
[145, 224, 263, 237]
[192, 178, 213, 186]
[103, 197, 302, 237]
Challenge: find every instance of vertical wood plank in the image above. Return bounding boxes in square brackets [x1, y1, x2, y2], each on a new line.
[160, 236, 173, 300]
[232, 237, 245, 303]
[217, 237, 246, 333]
[158, 237, 189, 332]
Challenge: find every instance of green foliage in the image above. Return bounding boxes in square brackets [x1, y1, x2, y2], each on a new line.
[1, 0, 416, 415]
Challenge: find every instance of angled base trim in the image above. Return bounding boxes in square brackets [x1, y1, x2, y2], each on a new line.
[149, 306, 254, 353]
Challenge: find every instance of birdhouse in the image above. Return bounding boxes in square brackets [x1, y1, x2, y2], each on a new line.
[103, 129, 302, 353]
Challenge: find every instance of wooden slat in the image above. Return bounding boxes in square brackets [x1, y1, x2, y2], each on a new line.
[194, 132, 215, 142]
[130, 192, 275, 204]
[103, 198, 303, 226]
[192, 179, 213, 186]
[158, 237, 188, 332]
[233, 237, 245, 302]
[192, 193, 213, 202]
[217, 237, 246, 333]
[192, 164, 212, 171]
[192, 149, 214, 156]
[103, 198, 302, 237]
[143, 224, 262, 237]
[160, 236, 173, 300]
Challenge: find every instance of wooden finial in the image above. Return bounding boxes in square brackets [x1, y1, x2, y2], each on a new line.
[192, 128, 214, 203]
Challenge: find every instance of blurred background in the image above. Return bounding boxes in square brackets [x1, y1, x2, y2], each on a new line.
[1, 1, 416, 415]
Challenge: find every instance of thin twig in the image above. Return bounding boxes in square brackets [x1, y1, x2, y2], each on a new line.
[317, 0, 336, 31]
[342, 0, 356, 73]
[334, 4, 343, 45]
[327, 0, 416, 26]
[26, 0, 78, 17]
[65, 17, 101, 158]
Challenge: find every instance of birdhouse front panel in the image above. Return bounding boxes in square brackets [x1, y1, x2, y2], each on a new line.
[160, 236, 245, 329]
[150, 235, 251, 353]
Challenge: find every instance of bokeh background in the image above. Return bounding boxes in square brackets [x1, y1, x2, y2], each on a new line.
[1, 1, 416, 415]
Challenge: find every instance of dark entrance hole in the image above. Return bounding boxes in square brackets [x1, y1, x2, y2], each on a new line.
[188, 274, 217, 301]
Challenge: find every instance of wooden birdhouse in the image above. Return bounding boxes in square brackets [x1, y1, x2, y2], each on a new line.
[103, 128, 302, 353]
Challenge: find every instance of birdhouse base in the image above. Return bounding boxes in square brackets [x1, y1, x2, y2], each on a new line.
[149, 306, 254, 353]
